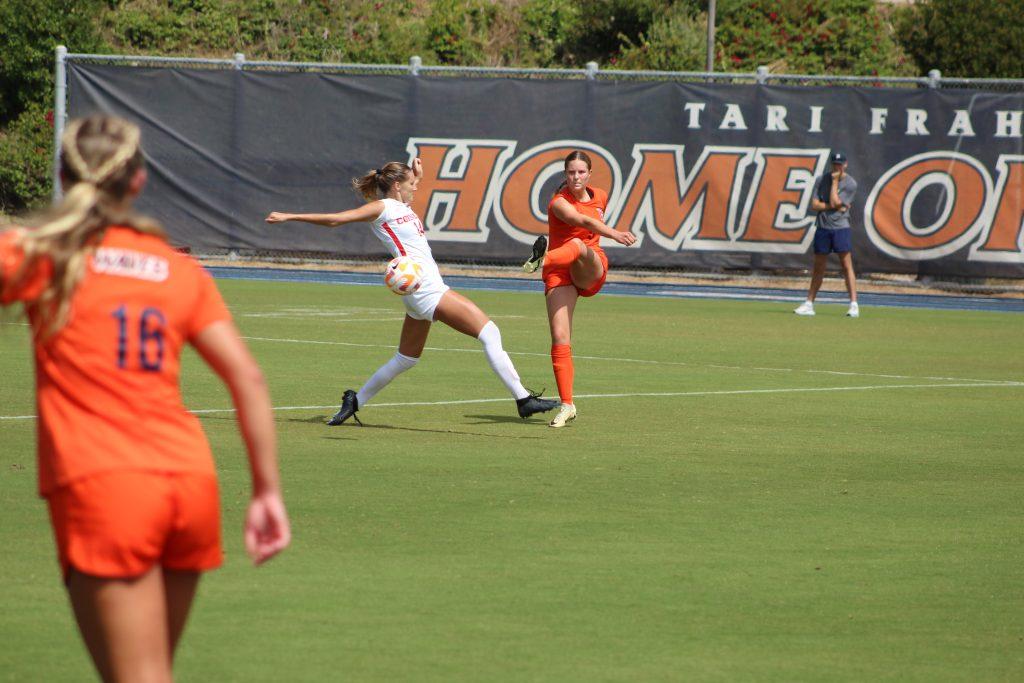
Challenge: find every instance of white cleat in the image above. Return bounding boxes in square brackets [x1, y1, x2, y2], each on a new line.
[846, 302, 860, 318]
[548, 403, 577, 428]
[794, 301, 815, 316]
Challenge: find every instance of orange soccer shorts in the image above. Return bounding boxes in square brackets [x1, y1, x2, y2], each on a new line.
[542, 247, 609, 298]
[46, 470, 223, 580]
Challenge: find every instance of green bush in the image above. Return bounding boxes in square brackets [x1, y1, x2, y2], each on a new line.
[894, 0, 1024, 78]
[558, 0, 667, 66]
[0, 0, 106, 125]
[424, 0, 490, 65]
[0, 103, 54, 215]
[615, 4, 707, 71]
[0, 0, 105, 212]
[518, 0, 581, 67]
[716, 0, 915, 76]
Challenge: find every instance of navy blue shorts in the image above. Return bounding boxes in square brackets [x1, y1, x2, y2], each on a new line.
[813, 228, 852, 254]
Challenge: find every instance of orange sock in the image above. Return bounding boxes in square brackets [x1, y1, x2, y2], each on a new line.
[550, 344, 574, 404]
[544, 239, 582, 268]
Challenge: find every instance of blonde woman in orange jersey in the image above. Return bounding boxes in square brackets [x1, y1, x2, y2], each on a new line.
[0, 116, 290, 682]
[522, 150, 637, 427]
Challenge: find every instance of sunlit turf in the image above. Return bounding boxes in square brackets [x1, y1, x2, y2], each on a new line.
[2, 279, 1022, 681]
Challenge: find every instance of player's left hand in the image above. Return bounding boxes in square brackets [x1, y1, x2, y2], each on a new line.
[245, 490, 291, 565]
[612, 230, 637, 246]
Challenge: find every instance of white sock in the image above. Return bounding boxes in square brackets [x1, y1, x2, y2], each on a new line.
[477, 321, 529, 400]
[356, 352, 419, 406]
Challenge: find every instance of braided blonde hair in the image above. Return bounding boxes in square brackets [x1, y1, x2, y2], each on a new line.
[5, 115, 164, 338]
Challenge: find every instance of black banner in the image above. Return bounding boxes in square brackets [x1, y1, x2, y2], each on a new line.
[68, 63, 1024, 277]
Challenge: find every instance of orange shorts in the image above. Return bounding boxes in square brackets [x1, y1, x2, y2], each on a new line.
[46, 470, 222, 580]
[542, 247, 609, 297]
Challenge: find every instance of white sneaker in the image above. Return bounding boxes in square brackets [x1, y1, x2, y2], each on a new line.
[847, 302, 860, 318]
[794, 301, 815, 316]
[548, 403, 577, 428]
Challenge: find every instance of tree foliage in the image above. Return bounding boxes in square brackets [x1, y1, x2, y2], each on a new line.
[0, 0, 106, 126]
[715, 0, 914, 75]
[894, 0, 1024, 78]
[0, 102, 55, 213]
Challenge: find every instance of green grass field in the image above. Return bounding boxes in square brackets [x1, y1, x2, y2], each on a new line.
[2, 279, 1022, 681]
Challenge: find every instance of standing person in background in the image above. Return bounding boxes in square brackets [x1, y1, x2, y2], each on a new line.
[0, 115, 290, 682]
[794, 151, 860, 318]
[266, 157, 559, 425]
[522, 150, 637, 428]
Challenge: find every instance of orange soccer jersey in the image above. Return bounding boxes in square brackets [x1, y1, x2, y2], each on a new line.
[0, 226, 231, 496]
[546, 185, 609, 251]
[543, 185, 611, 297]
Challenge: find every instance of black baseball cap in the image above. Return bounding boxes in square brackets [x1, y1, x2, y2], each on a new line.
[831, 151, 848, 164]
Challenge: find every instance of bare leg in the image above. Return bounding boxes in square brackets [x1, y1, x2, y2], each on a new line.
[162, 569, 200, 657]
[807, 253, 829, 302]
[435, 290, 537, 401]
[546, 285, 579, 407]
[433, 290, 490, 338]
[838, 251, 858, 303]
[397, 314, 432, 358]
[567, 239, 606, 291]
[348, 314, 429, 412]
[67, 566, 177, 683]
[546, 285, 578, 346]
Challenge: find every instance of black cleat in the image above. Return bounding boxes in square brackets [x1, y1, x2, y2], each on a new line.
[327, 389, 362, 426]
[522, 236, 547, 273]
[516, 390, 560, 418]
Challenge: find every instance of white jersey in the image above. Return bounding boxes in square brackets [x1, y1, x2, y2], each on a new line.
[372, 199, 438, 272]
[370, 198, 448, 320]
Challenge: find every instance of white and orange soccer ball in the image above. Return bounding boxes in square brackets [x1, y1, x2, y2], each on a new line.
[383, 256, 424, 295]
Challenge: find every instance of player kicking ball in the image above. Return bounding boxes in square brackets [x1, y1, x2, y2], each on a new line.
[267, 157, 559, 425]
[522, 150, 637, 428]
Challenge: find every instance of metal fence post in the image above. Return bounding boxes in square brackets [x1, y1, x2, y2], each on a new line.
[233, 52, 246, 70]
[928, 69, 941, 89]
[585, 61, 599, 80]
[53, 45, 68, 202]
[410, 55, 422, 76]
[756, 66, 769, 85]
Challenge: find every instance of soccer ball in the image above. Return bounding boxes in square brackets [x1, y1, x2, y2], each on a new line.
[384, 256, 424, 295]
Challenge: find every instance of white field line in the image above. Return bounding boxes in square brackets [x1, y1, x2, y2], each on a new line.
[242, 316, 409, 322]
[239, 314, 526, 322]
[1, 382, 1021, 421]
[241, 335, 1017, 385]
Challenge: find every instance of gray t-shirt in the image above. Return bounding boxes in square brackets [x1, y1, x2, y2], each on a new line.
[814, 173, 857, 230]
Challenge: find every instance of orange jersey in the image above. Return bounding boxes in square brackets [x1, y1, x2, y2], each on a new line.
[1, 226, 231, 495]
[547, 185, 609, 250]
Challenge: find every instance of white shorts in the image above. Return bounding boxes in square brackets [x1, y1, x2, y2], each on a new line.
[402, 272, 450, 321]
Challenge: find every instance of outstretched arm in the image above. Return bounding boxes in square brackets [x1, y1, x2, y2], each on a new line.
[266, 200, 384, 227]
[549, 198, 637, 246]
[192, 320, 290, 565]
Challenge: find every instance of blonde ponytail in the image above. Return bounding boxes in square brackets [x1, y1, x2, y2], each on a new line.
[7, 115, 164, 339]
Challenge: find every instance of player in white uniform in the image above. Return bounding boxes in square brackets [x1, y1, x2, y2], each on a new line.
[266, 158, 559, 424]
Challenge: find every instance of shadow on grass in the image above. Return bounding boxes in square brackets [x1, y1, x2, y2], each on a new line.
[329, 421, 544, 440]
[463, 413, 550, 426]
